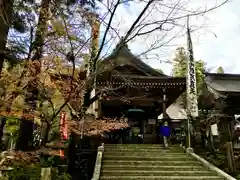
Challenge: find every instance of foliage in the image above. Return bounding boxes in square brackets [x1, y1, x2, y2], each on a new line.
[196, 149, 228, 173]
[6, 0, 37, 60]
[1, 152, 70, 180]
[0, 57, 82, 150]
[4, 0, 91, 62]
[216, 66, 225, 73]
[154, 68, 164, 74]
[0, 62, 31, 118]
[70, 117, 129, 136]
[4, 118, 20, 136]
[172, 51, 224, 111]
[0, 0, 229, 151]
[3, 166, 41, 180]
[0, 0, 229, 170]
[236, 175, 240, 180]
[172, 47, 207, 110]
[0, 57, 80, 120]
[2, 165, 71, 180]
[172, 47, 206, 94]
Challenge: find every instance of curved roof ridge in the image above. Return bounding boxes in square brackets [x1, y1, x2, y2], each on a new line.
[103, 38, 167, 77]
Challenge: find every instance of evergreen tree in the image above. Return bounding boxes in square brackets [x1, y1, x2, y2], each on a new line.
[172, 47, 206, 94]
[216, 66, 224, 73]
[155, 68, 164, 74]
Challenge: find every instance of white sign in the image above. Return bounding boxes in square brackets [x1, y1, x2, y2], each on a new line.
[211, 124, 219, 136]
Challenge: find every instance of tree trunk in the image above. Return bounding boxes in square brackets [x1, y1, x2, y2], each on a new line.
[16, 118, 34, 150]
[80, 90, 91, 116]
[42, 121, 51, 146]
[20, 0, 51, 149]
[19, 83, 38, 150]
[67, 133, 77, 175]
[23, 0, 51, 148]
[0, 0, 14, 76]
[31, 0, 51, 60]
[78, 16, 100, 120]
[0, 117, 6, 147]
[226, 141, 236, 173]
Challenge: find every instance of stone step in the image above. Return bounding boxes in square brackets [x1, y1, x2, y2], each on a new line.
[104, 148, 184, 153]
[101, 170, 216, 176]
[104, 144, 180, 147]
[104, 151, 186, 156]
[99, 145, 225, 180]
[104, 145, 181, 150]
[100, 176, 223, 180]
[104, 144, 162, 147]
[101, 165, 206, 171]
[103, 155, 193, 161]
[102, 160, 201, 166]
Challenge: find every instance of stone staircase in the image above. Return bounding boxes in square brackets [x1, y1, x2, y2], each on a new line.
[99, 144, 225, 180]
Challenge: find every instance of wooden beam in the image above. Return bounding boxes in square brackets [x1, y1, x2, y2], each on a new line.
[101, 99, 161, 106]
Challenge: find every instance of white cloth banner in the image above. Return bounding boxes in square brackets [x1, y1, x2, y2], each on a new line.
[186, 20, 199, 118]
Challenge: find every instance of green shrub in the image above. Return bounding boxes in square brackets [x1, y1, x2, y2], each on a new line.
[2, 164, 71, 180]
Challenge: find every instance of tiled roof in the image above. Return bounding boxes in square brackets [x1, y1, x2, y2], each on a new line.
[102, 38, 167, 77]
[206, 73, 240, 93]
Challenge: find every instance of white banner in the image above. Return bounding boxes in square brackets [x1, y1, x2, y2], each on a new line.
[186, 22, 199, 118]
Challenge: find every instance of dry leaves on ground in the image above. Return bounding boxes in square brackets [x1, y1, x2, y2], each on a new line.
[0, 151, 40, 168]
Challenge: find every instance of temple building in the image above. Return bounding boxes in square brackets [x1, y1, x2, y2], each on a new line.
[204, 73, 240, 137]
[87, 40, 186, 143]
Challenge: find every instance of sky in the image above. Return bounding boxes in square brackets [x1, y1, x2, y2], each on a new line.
[98, 0, 240, 75]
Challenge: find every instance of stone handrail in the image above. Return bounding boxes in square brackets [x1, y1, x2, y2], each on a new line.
[186, 149, 237, 180]
[92, 143, 104, 180]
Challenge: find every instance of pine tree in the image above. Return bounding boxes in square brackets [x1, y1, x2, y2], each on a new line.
[216, 66, 224, 73]
[172, 47, 206, 94]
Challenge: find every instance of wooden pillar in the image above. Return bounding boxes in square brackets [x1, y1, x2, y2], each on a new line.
[228, 116, 234, 142]
[162, 88, 167, 120]
[226, 115, 236, 173]
[94, 100, 101, 119]
[226, 141, 236, 173]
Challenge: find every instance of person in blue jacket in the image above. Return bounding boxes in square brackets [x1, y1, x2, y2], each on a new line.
[159, 121, 171, 148]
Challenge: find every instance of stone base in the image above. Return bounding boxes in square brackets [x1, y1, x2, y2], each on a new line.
[186, 147, 194, 153]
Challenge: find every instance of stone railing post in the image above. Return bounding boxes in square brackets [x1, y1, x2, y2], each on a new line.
[92, 143, 104, 180]
[41, 167, 52, 180]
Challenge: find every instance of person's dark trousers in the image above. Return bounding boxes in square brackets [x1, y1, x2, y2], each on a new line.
[191, 136, 196, 148]
[158, 135, 162, 144]
[201, 134, 206, 148]
[181, 136, 186, 147]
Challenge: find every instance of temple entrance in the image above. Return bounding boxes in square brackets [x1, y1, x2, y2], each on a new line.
[127, 108, 145, 144]
[94, 40, 186, 145]
[127, 108, 159, 144]
[143, 119, 157, 144]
